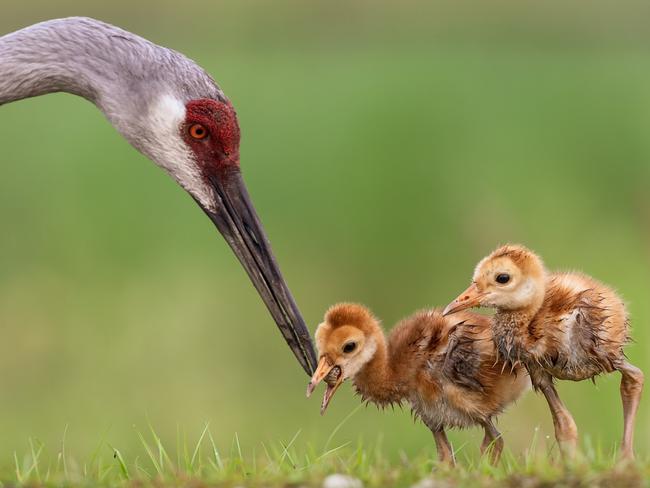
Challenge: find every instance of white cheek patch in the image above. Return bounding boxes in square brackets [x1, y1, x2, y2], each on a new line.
[145, 94, 215, 211]
[514, 278, 537, 303]
[345, 338, 378, 379]
[495, 277, 536, 309]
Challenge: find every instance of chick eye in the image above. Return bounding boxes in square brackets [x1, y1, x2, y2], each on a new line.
[343, 342, 357, 354]
[496, 273, 510, 284]
[189, 124, 208, 140]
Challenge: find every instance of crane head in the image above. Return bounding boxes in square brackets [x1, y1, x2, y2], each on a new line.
[182, 99, 241, 171]
[142, 94, 316, 376]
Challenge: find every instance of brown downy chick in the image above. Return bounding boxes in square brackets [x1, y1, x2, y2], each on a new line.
[444, 244, 644, 460]
[306, 303, 529, 465]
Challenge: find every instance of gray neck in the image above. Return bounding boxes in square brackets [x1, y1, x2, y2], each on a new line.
[0, 17, 223, 148]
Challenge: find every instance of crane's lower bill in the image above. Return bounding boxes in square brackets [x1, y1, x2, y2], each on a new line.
[306, 357, 344, 415]
[443, 283, 485, 316]
[201, 169, 317, 376]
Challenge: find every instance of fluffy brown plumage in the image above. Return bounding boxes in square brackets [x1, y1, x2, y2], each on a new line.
[444, 244, 644, 459]
[307, 303, 529, 465]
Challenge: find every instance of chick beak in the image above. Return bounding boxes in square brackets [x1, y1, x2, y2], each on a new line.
[320, 373, 344, 415]
[443, 283, 485, 316]
[306, 356, 334, 397]
[306, 356, 344, 415]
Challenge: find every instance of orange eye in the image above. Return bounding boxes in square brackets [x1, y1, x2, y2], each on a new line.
[189, 124, 208, 140]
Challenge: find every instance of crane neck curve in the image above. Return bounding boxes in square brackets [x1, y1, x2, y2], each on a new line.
[1, 21, 95, 105]
[0, 17, 223, 141]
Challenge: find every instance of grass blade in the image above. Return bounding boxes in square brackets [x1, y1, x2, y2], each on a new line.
[14, 451, 23, 484]
[136, 430, 162, 476]
[207, 430, 224, 471]
[190, 423, 210, 472]
[324, 403, 364, 452]
[61, 424, 69, 479]
[109, 445, 130, 480]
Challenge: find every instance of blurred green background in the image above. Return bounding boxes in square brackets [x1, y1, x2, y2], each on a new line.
[1, 0, 649, 464]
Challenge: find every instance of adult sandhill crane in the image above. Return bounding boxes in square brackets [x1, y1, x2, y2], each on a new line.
[0, 17, 317, 375]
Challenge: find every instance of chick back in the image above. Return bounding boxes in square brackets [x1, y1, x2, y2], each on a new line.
[388, 309, 529, 430]
[526, 272, 630, 380]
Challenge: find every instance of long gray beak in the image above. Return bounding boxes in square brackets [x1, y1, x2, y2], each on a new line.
[200, 167, 317, 376]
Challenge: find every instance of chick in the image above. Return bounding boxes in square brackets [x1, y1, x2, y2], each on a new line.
[444, 244, 644, 459]
[307, 303, 529, 465]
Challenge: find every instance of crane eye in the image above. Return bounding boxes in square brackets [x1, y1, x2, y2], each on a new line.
[343, 342, 357, 354]
[189, 124, 208, 140]
[496, 273, 510, 284]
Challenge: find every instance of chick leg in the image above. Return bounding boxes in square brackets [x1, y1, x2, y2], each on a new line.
[430, 427, 455, 466]
[616, 360, 644, 460]
[535, 375, 578, 459]
[422, 417, 455, 466]
[480, 419, 504, 465]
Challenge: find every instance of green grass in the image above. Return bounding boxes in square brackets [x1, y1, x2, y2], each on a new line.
[7, 428, 650, 487]
[6, 414, 650, 488]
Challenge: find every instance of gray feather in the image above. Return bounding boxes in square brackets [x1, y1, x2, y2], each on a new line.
[0, 17, 225, 148]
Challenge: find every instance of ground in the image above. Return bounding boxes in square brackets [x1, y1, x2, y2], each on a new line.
[6, 426, 649, 487]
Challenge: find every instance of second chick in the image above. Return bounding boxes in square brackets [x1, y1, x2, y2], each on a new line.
[307, 303, 529, 465]
[443, 244, 644, 459]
